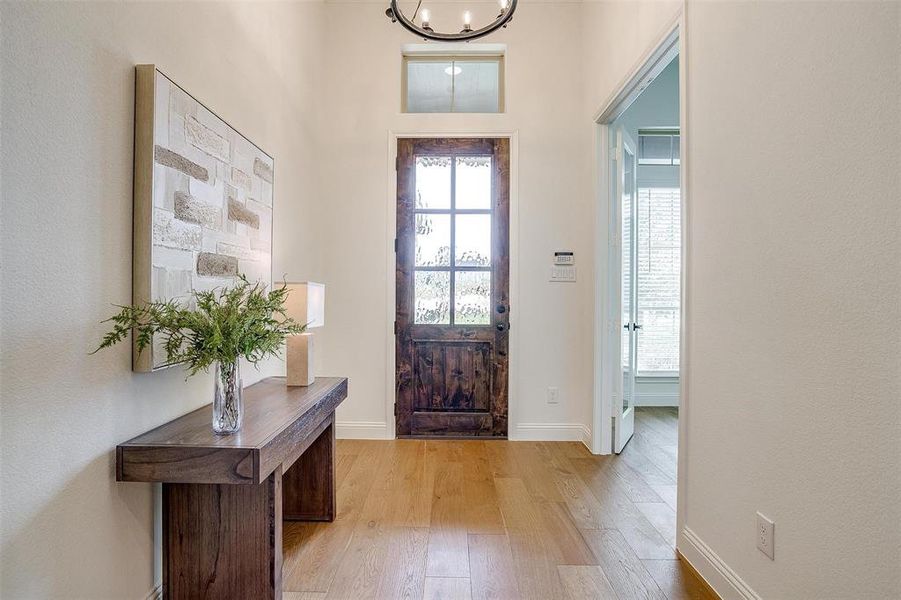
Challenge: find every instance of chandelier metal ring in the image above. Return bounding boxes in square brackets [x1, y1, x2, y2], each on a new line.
[386, 0, 517, 42]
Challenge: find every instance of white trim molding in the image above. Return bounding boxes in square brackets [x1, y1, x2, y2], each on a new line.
[591, 10, 683, 456]
[385, 130, 521, 443]
[515, 423, 591, 448]
[679, 526, 762, 600]
[336, 421, 390, 440]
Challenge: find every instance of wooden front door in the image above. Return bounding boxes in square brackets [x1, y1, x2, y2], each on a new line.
[395, 138, 510, 437]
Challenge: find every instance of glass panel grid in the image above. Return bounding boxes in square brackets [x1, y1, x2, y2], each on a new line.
[413, 153, 493, 325]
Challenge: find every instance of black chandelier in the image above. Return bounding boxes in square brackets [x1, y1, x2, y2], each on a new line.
[386, 0, 517, 42]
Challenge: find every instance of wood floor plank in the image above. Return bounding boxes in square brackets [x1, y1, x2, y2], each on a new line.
[363, 441, 432, 527]
[334, 441, 388, 522]
[557, 565, 618, 600]
[426, 458, 470, 577]
[515, 442, 566, 502]
[536, 500, 598, 565]
[282, 521, 355, 592]
[546, 445, 617, 530]
[493, 478, 571, 599]
[634, 502, 677, 547]
[619, 442, 676, 485]
[642, 559, 717, 600]
[460, 442, 506, 534]
[581, 529, 668, 600]
[467, 534, 518, 600]
[423, 577, 473, 600]
[375, 527, 430, 600]
[629, 431, 678, 479]
[324, 521, 390, 600]
[336, 453, 357, 484]
[283, 592, 327, 600]
[650, 484, 678, 511]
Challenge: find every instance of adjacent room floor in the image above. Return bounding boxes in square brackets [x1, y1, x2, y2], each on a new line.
[282, 407, 710, 600]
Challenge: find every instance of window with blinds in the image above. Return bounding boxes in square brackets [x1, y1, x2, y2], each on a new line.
[638, 130, 680, 166]
[636, 187, 681, 373]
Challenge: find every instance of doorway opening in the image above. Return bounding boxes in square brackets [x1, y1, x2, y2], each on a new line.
[394, 138, 511, 437]
[612, 57, 681, 453]
[592, 20, 683, 462]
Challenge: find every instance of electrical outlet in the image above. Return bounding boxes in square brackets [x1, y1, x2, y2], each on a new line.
[547, 387, 560, 405]
[756, 512, 775, 560]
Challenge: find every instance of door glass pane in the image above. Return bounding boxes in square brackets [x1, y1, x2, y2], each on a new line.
[406, 61, 454, 113]
[455, 156, 492, 209]
[454, 271, 491, 325]
[415, 214, 451, 266]
[621, 144, 636, 412]
[454, 214, 491, 267]
[415, 271, 450, 324]
[415, 156, 451, 209]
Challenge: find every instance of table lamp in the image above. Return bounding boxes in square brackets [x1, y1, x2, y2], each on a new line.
[285, 282, 325, 386]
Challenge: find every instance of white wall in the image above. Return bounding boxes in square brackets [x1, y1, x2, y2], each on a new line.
[316, 0, 595, 441]
[0, 2, 323, 598]
[679, 1, 901, 598]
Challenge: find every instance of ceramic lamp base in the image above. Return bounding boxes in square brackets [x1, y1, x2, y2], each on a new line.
[287, 333, 315, 386]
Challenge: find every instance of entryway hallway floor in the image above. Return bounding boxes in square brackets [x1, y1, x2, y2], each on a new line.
[282, 408, 714, 600]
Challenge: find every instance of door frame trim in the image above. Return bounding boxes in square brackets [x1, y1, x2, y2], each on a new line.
[592, 14, 681, 456]
[385, 130, 520, 440]
[590, 1, 688, 559]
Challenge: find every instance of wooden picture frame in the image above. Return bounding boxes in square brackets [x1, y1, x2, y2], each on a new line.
[133, 65, 274, 371]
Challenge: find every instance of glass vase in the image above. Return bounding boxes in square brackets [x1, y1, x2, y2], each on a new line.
[213, 361, 243, 435]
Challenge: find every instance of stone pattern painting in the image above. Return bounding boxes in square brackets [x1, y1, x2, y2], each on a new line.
[143, 68, 273, 369]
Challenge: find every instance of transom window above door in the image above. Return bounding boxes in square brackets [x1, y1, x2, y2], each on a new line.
[413, 155, 493, 325]
[403, 54, 504, 113]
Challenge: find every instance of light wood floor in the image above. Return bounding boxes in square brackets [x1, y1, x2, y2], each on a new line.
[283, 407, 714, 600]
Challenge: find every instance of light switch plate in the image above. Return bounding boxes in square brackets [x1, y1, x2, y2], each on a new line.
[550, 266, 576, 282]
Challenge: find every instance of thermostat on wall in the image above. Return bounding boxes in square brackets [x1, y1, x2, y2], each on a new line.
[554, 251, 575, 265]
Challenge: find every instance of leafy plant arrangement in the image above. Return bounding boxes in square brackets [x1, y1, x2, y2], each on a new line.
[94, 276, 305, 433]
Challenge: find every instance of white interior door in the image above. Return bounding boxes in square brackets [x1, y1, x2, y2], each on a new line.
[614, 129, 638, 453]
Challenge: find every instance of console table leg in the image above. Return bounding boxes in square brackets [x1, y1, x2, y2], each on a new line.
[163, 466, 283, 600]
[283, 412, 336, 521]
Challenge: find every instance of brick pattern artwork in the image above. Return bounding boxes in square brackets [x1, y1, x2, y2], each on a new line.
[147, 70, 273, 369]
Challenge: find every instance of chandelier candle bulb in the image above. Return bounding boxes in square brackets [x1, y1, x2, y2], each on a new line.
[421, 8, 431, 29]
[462, 11, 472, 32]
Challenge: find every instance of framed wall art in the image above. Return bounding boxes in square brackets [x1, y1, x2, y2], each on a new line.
[133, 65, 274, 371]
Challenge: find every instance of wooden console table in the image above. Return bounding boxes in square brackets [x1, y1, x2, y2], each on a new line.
[117, 376, 348, 600]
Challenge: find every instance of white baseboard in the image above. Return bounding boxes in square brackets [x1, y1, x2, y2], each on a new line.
[515, 423, 592, 446]
[336, 420, 390, 439]
[336, 420, 594, 445]
[635, 393, 680, 407]
[145, 584, 162, 600]
[679, 526, 761, 600]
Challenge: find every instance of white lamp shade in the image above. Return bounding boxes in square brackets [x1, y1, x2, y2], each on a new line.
[285, 282, 325, 328]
